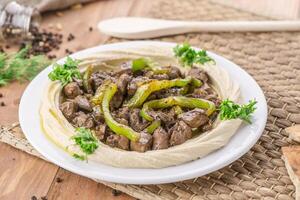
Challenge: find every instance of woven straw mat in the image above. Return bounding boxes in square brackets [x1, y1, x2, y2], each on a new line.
[1, 0, 300, 199]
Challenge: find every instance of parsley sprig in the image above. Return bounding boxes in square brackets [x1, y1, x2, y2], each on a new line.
[71, 127, 99, 160]
[173, 43, 214, 67]
[48, 57, 81, 86]
[0, 46, 50, 86]
[220, 99, 257, 123]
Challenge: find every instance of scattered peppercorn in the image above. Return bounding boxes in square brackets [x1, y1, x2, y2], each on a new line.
[89, 27, 93, 32]
[41, 196, 48, 200]
[5, 45, 10, 49]
[67, 33, 75, 41]
[19, 26, 63, 56]
[56, 177, 63, 183]
[112, 189, 122, 196]
[31, 196, 37, 200]
[1, 102, 5, 106]
[65, 49, 73, 55]
[48, 55, 57, 59]
[0, 93, 3, 97]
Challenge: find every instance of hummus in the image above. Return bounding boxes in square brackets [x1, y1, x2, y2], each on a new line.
[39, 45, 242, 168]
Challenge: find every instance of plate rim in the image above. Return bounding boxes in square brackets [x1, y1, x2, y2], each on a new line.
[19, 41, 268, 184]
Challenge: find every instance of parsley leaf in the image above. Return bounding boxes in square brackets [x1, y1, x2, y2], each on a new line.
[219, 99, 257, 123]
[0, 46, 50, 87]
[71, 127, 99, 155]
[48, 57, 81, 86]
[72, 153, 86, 161]
[173, 43, 214, 67]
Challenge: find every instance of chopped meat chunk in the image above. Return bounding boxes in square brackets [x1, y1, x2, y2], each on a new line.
[129, 108, 150, 132]
[152, 127, 170, 150]
[74, 95, 92, 112]
[178, 109, 209, 128]
[111, 73, 132, 109]
[91, 106, 104, 125]
[63, 82, 82, 99]
[90, 72, 112, 91]
[59, 100, 78, 120]
[127, 76, 150, 96]
[113, 107, 130, 121]
[106, 134, 130, 150]
[169, 121, 192, 146]
[149, 110, 176, 128]
[72, 111, 94, 128]
[130, 132, 153, 152]
[94, 124, 107, 141]
[167, 66, 182, 79]
[188, 67, 208, 82]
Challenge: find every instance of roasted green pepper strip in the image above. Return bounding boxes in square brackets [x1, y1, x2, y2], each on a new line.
[145, 120, 161, 134]
[131, 57, 168, 74]
[102, 83, 140, 141]
[83, 66, 93, 93]
[125, 78, 194, 108]
[140, 96, 216, 121]
[91, 79, 111, 106]
[173, 105, 183, 115]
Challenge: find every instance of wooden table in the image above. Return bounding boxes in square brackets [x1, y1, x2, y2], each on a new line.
[0, 0, 151, 199]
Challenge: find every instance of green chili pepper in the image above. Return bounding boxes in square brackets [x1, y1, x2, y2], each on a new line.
[125, 78, 194, 108]
[102, 83, 140, 141]
[83, 66, 93, 93]
[140, 96, 216, 121]
[132, 58, 150, 72]
[145, 120, 161, 134]
[173, 105, 183, 115]
[91, 79, 111, 106]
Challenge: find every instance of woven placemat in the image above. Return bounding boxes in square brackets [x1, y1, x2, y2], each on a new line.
[1, 0, 300, 199]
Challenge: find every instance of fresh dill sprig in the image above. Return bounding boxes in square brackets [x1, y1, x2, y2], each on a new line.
[0, 46, 51, 86]
[219, 99, 257, 123]
[173, 43, 214, 67]
[48, 57, 81, 86]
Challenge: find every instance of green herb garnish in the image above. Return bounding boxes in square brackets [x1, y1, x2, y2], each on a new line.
[71, 127, 99, 155]
[173, 43, 214, 67]
[72, 153, 86, 161]
[220, 99, 257, 123]
[48, 57, 81, 86]
[0, 46, 51, 86]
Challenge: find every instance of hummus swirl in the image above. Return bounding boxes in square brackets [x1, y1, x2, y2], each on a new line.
[40, 46, 242, 168]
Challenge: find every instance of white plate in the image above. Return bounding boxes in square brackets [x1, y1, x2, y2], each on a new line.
[19, 41, 267, 184]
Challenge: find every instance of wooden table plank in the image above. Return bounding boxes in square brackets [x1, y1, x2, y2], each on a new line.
[47, 169, 133, 200]
[0, 143, 58, 199]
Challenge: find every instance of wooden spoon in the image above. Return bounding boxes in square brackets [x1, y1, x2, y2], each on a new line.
[97, 17, 300, 39]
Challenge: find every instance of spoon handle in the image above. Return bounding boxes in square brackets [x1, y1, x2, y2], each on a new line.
[184, 21, 300, 32]
[98, 17, 300, 39]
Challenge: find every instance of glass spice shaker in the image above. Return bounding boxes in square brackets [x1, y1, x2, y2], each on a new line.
[0, 1, 41, 43]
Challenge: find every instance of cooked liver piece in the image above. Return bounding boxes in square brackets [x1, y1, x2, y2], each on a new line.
[106, 134, 129, 150]
[94, 124, 107, 141]
[72, 111, 94, 128]
[59, 100, 78, 120]
[63, 82, 82, 99]
[127, 76, 150, 96]
[188, 67, 208, 82]
[169, 121, 192, 146]
[152, 127, 170, 150]
[74, 95, 92, 112]
[129, 108, 149, 132]
[178, 108, 209, 128]
[130, 132, 153, 152]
